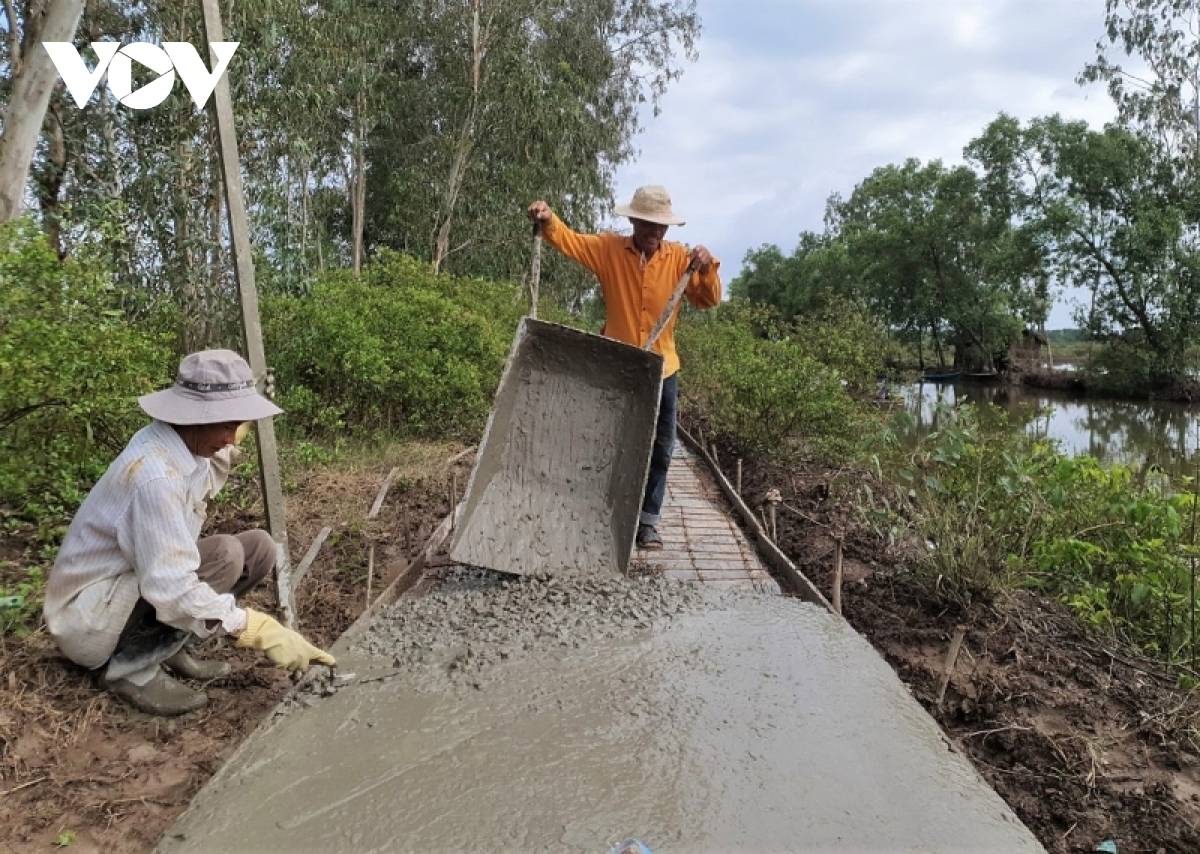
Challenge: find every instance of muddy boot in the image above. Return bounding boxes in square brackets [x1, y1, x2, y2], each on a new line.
[164, 648, 232, 680]
[105, 667, 208, 716]
[636, 524, 663, 550]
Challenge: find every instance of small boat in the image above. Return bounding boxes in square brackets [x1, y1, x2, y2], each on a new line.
[963, 370, 1001, 382]
[921, 370, 960, 382]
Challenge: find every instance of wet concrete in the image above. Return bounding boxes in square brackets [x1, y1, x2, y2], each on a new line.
[451, 319, 664, 577]
[160, 585, 1042, 853]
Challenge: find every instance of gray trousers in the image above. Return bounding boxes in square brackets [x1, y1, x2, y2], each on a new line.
[104, 530, 275, 684]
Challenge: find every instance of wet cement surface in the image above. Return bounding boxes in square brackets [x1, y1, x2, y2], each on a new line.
[451, 320, 663, 577]
[160, 583, 1042, 853]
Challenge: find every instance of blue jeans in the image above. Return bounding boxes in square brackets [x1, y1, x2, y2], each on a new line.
[640, 373, 677, 527]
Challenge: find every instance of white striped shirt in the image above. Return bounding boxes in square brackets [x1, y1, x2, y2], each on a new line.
[44, 420, 247, 668]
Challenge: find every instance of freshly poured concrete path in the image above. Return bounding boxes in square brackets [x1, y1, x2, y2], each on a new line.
[159, 448, 1044, 854]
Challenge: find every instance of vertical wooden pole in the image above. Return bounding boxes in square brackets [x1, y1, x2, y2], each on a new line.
[200, 1, 295, 627]
[736, 459, 743, 496]
[365, 544, 375, 608]
[832, 535, 844, 615]
[937, 625, 968, 707]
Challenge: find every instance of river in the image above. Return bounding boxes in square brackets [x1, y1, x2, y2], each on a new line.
[898, 379, 1200, 478]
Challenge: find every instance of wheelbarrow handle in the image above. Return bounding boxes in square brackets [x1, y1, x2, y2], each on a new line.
[529, 222, 542, 320]
[643, 257, 701, 352]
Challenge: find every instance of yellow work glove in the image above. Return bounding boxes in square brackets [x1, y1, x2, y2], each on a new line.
[236, 608, 336, 671]
[234, 421, 252, 445]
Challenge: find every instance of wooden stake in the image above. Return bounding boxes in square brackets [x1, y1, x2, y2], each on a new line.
[369, 466, 400, 520]
[832, 535, 844, 615]
[365, 544, 375, 607]
[202, 0, 293, 625]
[736, 458, 743, 496]
[291, 526, 332, 589]
[769, 503, 777, 541]
[403, 508, 411, 556]
[450, 473, 459, 529]
[936, 624, 968, 707]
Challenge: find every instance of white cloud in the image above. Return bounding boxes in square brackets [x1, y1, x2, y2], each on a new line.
[614, 0, 1119, 327]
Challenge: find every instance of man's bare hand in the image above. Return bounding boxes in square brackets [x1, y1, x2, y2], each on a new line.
[690, 245, 714, 274]
[527, 200, 552, 224]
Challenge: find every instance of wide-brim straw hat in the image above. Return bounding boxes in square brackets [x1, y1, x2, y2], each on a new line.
[613, 185, 686, 226]
[139, 349, 283, 425]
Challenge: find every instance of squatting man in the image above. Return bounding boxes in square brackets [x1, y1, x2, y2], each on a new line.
[44, 350, 335, 716]
[527, 185, 721, 549]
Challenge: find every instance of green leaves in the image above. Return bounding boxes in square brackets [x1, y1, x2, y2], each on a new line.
[0, 218, 172, 524]
[263, 251, 524, 440]
[676, 302, 869, 459]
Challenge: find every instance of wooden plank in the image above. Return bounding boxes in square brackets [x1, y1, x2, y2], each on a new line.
[291, 526, 332, 590]
[368, 467, 400, 520]
[200, 0, 294, 626]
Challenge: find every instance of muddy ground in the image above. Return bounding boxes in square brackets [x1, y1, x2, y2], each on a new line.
[0, 446, 466, 853]
[730, 443, 1200, 854]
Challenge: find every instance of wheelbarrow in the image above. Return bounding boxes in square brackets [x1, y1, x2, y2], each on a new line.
[449, 228, 698, 577]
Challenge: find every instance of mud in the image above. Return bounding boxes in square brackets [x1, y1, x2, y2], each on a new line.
[451, 319, 663, 576]
[161, 580, 1041, 853]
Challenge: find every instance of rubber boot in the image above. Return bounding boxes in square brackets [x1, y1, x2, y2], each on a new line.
[164, 648, 232, 680]
[106, 667, 208, 716]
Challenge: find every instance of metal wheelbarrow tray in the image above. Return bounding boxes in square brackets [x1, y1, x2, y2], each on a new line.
[450, 318, 664, 576]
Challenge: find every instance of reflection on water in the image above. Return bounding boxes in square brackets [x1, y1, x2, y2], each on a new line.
[899, 381, 1200, 477]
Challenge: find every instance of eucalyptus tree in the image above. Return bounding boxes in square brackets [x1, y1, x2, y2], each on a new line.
[362, 0, 701, 301]
[0, 0, 85, 223]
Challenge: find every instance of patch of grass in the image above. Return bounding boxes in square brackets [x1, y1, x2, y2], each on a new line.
[55, 829, 76, 848]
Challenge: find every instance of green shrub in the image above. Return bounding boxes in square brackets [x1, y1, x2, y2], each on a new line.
[677, 302, 866, 457]
[0, 218, 172, 527]
[865, 400, 1200, 663]
[263, 251, 524, 439]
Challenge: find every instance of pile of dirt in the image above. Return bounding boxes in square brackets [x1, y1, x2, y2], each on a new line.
[735, 448, 1200, 854]
[0, 447, 463, 853]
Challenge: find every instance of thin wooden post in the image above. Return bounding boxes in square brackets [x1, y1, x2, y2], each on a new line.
[936, 625, 968, 707]
[365, 544, 375, 607]
[369, 467, 400, 520]
[200, 0, 294, 626]
[736, 459, 743, 496]
[291, 526, 332, 589]
[832, 535, 844, 615]
[450, 474, 459, 529]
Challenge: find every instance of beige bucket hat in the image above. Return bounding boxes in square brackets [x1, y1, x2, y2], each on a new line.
[613, 185, 686, 226]
[139, 349, 283, 425]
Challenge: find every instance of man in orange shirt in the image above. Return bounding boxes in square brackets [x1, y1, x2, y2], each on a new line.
[527, 186, 721, 550]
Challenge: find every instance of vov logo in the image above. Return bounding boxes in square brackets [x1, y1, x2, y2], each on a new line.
[43, 42, 239, 110]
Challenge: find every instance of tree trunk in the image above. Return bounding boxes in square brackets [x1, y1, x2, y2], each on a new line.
[33, 101, 67, 256]
[432, 0, 490, 274]
[353, 91, 367, 276]
[0, 0, 85, 222]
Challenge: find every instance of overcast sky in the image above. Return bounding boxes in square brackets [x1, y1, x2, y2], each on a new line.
[613, 0, 1118, 328]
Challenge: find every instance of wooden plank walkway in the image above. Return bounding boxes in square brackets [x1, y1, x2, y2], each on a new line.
[643, 443, 781, 594]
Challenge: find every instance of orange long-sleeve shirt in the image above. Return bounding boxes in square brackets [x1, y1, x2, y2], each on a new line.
[542, 213, 722, 377]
